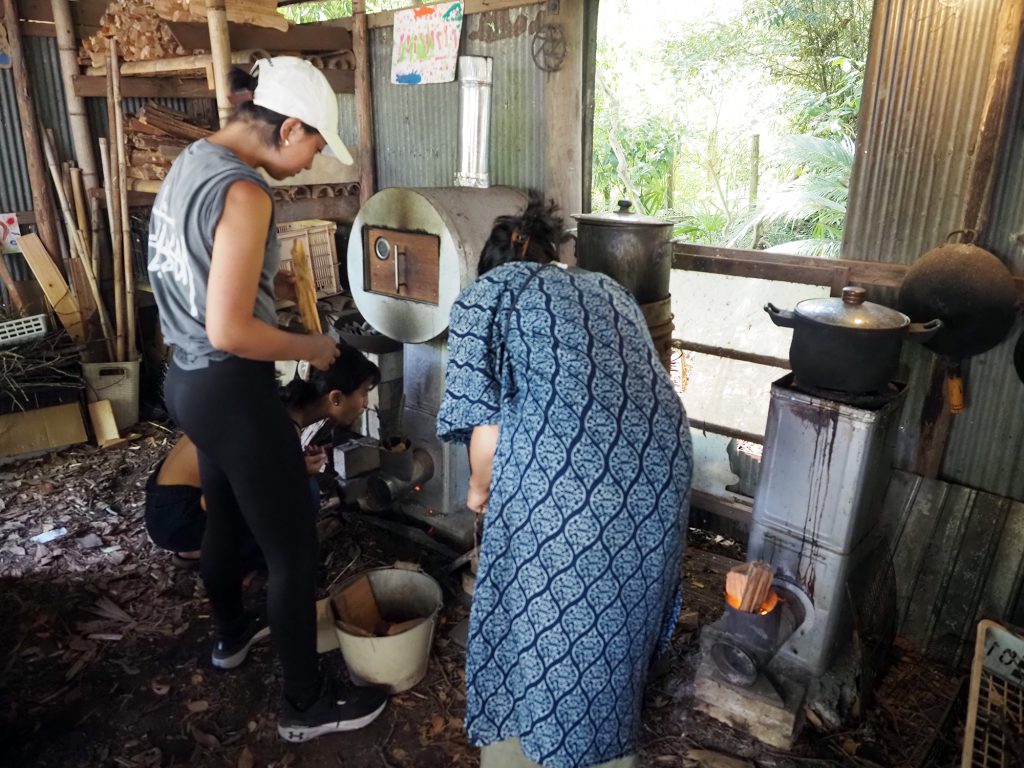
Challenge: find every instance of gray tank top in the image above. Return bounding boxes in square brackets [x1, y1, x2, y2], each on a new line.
[148, 139, 279, 370]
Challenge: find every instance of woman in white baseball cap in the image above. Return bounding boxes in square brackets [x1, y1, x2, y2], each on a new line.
[147, 56, 387, 743]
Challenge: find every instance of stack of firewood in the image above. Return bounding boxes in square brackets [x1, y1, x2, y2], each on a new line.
[126, 104, 212, 182]
[80, 0, 197, 68]
[81, 0, 290, 66]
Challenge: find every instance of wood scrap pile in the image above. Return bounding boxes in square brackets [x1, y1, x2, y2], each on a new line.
[127, 104, 212, 181]
[80, 0, 194, 68]
[0, 330, 83, 413]
[80, 0, 289, 67]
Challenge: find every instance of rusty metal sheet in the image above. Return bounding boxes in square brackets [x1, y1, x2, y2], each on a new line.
[371, 5, 545, 192]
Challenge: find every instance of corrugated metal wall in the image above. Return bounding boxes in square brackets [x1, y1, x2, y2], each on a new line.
[372, 5, 546, 191]
[844, 0, 1024, 501]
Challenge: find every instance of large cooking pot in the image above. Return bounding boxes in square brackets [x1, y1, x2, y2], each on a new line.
[572, 200, 672, 303]
[765, 286, 942, 393]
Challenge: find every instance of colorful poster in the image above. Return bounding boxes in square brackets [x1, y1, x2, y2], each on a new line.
[1, 214, 21, 254]
[391, 1, 464, 85]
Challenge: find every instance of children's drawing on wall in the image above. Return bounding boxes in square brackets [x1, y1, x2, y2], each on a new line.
[390, 1, 464, 85]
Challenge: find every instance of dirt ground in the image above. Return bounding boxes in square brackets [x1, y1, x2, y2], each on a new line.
[0, 426, 965, 767]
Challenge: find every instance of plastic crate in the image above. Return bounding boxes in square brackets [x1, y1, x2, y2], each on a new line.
[277, 219, 340, 296]
[0, 314, 48, 347]
[81, 360, 140, 431]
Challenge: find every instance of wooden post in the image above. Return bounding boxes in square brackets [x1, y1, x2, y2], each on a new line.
[2, 0, 62, 266]
[962, 0, 1024, 236]
[749, 134, 761, 249]
[912, 0, 1024, 478]
[353, 0, 375, 206]
[543, 0, 584, 261]
[110, 40, 136, 361]
[105, 52, 126, 363]
[206, 0, 234, 127]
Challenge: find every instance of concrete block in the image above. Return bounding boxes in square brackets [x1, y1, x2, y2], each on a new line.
[693, 655, 803, 750]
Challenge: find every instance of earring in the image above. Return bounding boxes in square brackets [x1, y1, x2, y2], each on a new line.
[284, 139, 290, 147]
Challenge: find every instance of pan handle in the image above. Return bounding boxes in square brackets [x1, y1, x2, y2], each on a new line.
[764, 303, 796, 328]
[906, 318, 943, 343]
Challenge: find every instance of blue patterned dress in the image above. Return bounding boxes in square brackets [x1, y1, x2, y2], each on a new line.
[437, 262, 693, 768]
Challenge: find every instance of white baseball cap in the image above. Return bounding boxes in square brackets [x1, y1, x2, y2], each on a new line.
[251, 56, 353, 165]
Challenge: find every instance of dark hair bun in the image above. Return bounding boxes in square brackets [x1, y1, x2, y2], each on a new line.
[228, 67, 257, 93]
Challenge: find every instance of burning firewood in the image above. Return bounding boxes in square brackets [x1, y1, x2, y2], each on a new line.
[725, 561, 776, 614]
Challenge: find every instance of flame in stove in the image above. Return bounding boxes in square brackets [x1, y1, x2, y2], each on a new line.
[725, 587, 780, 615]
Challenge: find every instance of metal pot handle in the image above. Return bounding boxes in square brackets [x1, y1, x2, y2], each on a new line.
[906, 318, 943, 343]
[764, 303, 797, 328]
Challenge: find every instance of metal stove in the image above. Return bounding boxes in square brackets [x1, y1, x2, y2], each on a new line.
[695, 373, 907, 747]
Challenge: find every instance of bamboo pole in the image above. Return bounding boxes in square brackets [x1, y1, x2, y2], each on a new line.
[41, 129, 115, 360]
[2, 0, 63, 266]
[50, 0, 99, 191]
[110, 40, 136, 362]
[353, 0, 375, 206]
[105, 51, 126, 363]
[206, 0, 234, 127]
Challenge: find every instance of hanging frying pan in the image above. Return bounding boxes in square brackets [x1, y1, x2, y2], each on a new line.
[899, 230, 1018, 411]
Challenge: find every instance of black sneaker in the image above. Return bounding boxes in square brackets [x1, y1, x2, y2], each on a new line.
[211, 612, 270, 670]
[277, 680, 388, 743]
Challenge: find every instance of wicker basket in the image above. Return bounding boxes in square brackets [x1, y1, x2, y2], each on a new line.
[277, 219, 340, 296]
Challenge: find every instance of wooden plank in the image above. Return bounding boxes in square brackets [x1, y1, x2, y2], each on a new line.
[166, 19, 352, 51]
[73, 74, 215, 98]
[15, 233, 84, 340]
[0, 255, 28, 314]
[87, 399, 122, 447]
[3, 0, 107, 25]
[352, 2, 373, 205]
[3, 0, 63, 263]
[544, 0, 584, 250]
[675, 250, 840, 286]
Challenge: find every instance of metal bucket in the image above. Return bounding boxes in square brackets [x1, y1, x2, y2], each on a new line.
[333, 567, 443, 693]
[641, 297, 673, 374]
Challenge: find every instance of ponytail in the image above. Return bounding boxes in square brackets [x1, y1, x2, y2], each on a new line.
[478, 193, 563, 276]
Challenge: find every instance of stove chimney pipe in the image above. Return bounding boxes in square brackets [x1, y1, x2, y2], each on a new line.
[454, 56, 493, 188]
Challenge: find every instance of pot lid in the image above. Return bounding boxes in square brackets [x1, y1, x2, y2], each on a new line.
[573, 200, 671, 227]
[796, 286, 910, 330]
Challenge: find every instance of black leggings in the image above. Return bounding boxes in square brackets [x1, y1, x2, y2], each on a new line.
[165, 356, 320, 703]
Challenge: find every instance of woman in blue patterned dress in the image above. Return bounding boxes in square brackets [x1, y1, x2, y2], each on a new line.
[437, 199, 693, 768]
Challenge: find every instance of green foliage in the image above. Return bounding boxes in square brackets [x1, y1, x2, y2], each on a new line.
[729, 134, 854, 258]
[592, 1, 871, 252]
[279, 0, 409, 23]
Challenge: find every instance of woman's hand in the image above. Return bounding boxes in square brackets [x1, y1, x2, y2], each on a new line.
[304, 445, 327, 475]
[467, 482, 489, 514]
[305, 334, 340, 370]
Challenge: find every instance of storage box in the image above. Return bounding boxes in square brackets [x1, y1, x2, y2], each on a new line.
[0, 402, 87, 462]
[81, 360, 140, 431]
[277, 219, 340, 296]
[0, 314, 48, 347]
